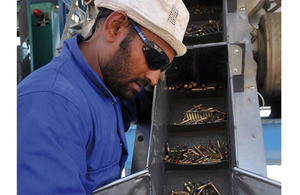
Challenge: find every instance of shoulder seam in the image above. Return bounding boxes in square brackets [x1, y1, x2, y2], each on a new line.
[50, 58, 68, 90]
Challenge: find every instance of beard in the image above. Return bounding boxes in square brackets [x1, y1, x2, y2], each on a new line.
[100, 45, 150, 100]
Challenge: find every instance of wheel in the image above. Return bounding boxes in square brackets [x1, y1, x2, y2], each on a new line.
[256, 12, 281, 99]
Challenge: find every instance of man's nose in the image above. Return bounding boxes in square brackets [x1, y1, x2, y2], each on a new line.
[145, 69, 161, 86]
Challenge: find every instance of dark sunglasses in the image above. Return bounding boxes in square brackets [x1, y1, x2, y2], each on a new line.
[128, 19, 172, 71]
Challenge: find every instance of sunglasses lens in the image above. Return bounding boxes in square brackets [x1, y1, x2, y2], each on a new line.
[143, 41, 170, 70]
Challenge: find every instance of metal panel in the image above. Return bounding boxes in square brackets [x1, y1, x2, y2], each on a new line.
[227, 0, 267, 176]
[17, 46, 22, 84]
[146, 80, 170, 195]
[92, 170, 151, 195]
[227, 4, 253, 55]
[232, 167, 281, 195]
[19, 0, 29, 44]
[131, 118, 151, 174]
[229, 50, 267, 176]
[228, 0, 237, 12]
[222, 0, 229, 40]
[229, 44, 246, 93]
[20, 54, 31, 82]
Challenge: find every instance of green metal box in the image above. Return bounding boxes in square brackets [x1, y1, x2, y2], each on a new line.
[29, 2, 60, 71]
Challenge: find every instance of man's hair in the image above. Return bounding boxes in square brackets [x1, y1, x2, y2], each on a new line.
[85, 7, 136, 50]
[85, 8, 113, 40]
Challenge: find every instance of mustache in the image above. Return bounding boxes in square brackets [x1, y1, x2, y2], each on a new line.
[130, 78, 150, 88]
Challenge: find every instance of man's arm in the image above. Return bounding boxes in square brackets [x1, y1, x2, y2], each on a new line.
[18, 92, 90, 195]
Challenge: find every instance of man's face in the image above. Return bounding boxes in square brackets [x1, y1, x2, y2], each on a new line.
[100, 40, 150, 100]
[101, 25, 175, 100]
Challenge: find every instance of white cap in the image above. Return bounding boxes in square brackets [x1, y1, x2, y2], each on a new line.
[94, 0, 190, 57]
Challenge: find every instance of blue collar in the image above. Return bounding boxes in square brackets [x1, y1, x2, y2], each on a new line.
[62, 34, 118, 103]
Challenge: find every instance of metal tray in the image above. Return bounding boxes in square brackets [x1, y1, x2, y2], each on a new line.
[168, 90, 227, 125]
[168, 121, 227, 130]
[166, 45, 228, 86]
[182, 0, 225, 45]
[164, 169, 230, 194]
[165, 116, 229, 168]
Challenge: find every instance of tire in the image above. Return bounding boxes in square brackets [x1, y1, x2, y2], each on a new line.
[257, 12, 281, 99]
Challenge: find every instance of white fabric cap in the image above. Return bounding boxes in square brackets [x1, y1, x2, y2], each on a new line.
[94, 0, 190, 57]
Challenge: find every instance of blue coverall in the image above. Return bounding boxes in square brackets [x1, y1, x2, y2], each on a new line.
[17, 35, 152, 195]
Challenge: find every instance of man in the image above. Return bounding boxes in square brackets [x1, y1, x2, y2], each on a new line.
[17, 0, 189, 194]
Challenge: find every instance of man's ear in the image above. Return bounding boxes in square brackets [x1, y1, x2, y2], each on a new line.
[102, 11, 129, 42]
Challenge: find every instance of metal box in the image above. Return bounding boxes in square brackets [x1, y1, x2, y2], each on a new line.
[30, 2, 60, 71]
[146, 44, 230, 194]
[18, 0, 60, 75]
[93, 0, 281, 194]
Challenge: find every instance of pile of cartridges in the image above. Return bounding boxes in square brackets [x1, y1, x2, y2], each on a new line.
[174, 104, 226, 125]
[185, 20, 221, 37]
[164, 141, 228, 165]
[168, 82, 225, 91]
[170, 181, 221, 195]
[187, 2, 221, 15]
